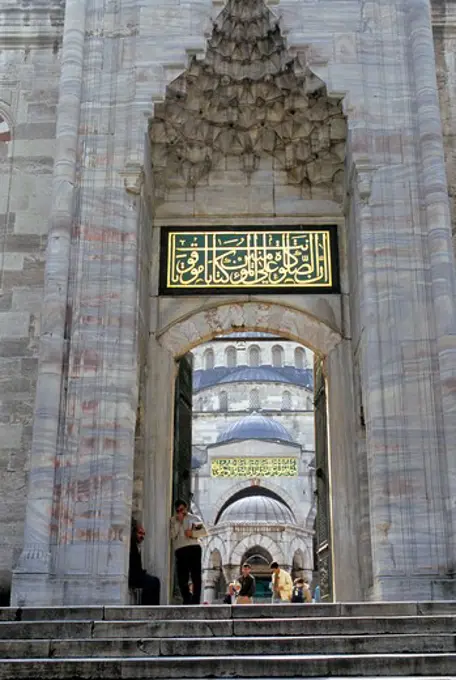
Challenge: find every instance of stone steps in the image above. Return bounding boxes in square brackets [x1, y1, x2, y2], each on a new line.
[0, 603, 454, 677]
[0, 653, 456, 677]
[3, 602, 455, 621]
[0, 634, 456, 659]
[1, 615, 455, 639]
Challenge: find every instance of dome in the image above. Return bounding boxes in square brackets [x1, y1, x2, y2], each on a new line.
[218, 495, 295, 524]
[216, 413, 295, 444]
[218, 366, 294, 385]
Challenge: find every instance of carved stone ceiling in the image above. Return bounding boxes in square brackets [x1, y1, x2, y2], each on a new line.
[148, 0, 346, 201]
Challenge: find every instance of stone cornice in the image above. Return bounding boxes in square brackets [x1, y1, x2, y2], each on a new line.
[0, 4, 64, 48]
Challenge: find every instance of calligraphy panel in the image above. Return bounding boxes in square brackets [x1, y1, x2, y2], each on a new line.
[211, 457, 298, 478]
[159, 226, 339, 295]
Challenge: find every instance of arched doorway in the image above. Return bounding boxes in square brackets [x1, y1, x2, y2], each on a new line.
[241, 546, 273, 601]
[142, 300, 362, 603]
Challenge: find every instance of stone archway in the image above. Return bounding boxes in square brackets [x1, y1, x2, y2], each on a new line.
[230, 534, 286, 568]
[144, 297, 360, 603]
[137, 0, 370, 606]
[158, 300, 342, 357]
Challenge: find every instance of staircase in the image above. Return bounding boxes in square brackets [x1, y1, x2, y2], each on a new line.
[0, 602, 455, 677]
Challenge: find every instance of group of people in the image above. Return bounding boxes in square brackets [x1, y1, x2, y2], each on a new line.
[129, 500, 317, 606]
[224, 561, 313, 605]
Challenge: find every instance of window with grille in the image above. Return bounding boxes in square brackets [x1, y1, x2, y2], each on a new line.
[249, 388, 260, 410]
[204, 348, 215, 370]
[282, 390, 292, 410]
[219, 391, 228, 412]
[226, 346, 237, 367]
[272, 345, 284, 367]
[294, 347, 307, 369]
[249, 345, 260, 367]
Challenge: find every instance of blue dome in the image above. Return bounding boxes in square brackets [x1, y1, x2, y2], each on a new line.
[218, 366, 294, 385]
[216, 413, 294, 444]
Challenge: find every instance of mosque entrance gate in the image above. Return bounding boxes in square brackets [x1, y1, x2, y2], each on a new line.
[10, 0, 456, 608]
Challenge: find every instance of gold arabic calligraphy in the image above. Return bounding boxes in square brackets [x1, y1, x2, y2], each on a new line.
[167, 230, 333, 289]
[211, 457, 298, 478]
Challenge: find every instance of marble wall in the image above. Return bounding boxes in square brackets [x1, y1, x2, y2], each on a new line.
[433, 0, 456, 251]
[0, 1, 63, 601]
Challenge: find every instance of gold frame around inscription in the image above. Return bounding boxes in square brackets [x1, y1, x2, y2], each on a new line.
[159, 226, 339, 295]
[211, 457, 299, 478]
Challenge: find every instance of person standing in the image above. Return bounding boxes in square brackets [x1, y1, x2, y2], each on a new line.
[170, 499, 207, 605]
[236, 563, 256, 604]
[270, 561, 293, 603]
[128, 520, 161, 605]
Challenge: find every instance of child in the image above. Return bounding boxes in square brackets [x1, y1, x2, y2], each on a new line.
[291, 577, 312, 603]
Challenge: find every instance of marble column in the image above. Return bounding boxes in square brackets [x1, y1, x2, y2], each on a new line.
[144, 337, 176, 604]
[11, 0, 87, 606]
[326, 339, 360, 601]
[406, 0, 456, 582]
[202, 567, 219, 604]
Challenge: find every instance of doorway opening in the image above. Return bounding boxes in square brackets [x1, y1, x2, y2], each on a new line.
[171, 331, 332, 603]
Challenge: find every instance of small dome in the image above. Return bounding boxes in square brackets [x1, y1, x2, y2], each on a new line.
[218, 495, 295, 525]
[216, 413, 294, 444]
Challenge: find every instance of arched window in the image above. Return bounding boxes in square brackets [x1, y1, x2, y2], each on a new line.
[294, 347, 307, 369]
[282, 390, 291, 410]
[249, 388, 260, 410]
[226, 346, 237, 368]
[0, 114, 11, 143]
[249, 345, 260, 367]
[272, 345, 284, 367]
[204, 348, 214, 370]
[219, 391, 228, 412]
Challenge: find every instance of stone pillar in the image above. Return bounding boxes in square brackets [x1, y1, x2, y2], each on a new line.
[11, 0, 86, 606]
[144, 336, 176, 604]
[326, 340, 360, 601]
[202, 567, 219, 604]
[14, 0, 147, 605]
[406, 0, 456, 584]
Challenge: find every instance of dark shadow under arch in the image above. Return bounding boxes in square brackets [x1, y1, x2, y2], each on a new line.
[214, 486, 293, 525]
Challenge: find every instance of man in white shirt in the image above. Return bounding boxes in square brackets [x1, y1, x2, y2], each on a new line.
[170, 499, 207, 604]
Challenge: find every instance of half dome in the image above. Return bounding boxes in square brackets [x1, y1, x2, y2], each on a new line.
[216, 413, 294, 444]
[218, 495, 295, 525]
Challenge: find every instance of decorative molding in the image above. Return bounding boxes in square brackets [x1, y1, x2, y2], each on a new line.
[0, 4, 64, 48]
[148, 0, 346, 200]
